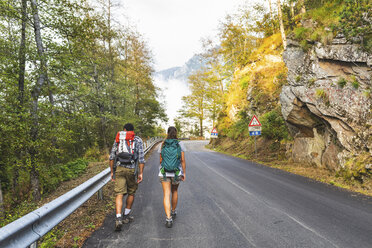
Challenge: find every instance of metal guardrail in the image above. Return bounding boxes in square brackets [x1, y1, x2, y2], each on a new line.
[0, 137, 162, 248]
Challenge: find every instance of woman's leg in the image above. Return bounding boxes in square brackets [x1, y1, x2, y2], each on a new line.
[161, 181, 172, 218]
[171, 183, 179, 211]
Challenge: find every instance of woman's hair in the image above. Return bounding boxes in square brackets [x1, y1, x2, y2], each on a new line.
[166, 126, 178, 139]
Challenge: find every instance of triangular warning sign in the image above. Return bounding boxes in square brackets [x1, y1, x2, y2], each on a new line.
[249, 115, 261, 127]
[211, 127, 217, 133]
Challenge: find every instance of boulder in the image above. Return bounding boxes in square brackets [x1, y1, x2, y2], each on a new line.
[280, 39, 372, 170]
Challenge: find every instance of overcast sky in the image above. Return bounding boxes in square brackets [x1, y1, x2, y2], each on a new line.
[116, 0, 263, 128]
[120, 0, 257, 71]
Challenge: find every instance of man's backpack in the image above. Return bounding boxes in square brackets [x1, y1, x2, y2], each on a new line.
[116, 131, 137, 167]
[160, 139, 181, 179]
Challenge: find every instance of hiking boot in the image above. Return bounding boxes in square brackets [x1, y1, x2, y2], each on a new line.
[171, 210, 177, 220]
[165, 217, 173, 228]
[115, 216, 123, 231]
[123, 213, 134, 224]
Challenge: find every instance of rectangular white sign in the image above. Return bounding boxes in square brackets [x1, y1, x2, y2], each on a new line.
[249, 126, 261, 132]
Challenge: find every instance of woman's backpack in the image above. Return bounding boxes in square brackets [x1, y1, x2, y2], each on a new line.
[160, 139, 181, 179]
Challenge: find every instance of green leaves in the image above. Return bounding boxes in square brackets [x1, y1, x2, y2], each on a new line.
[0, 0, 165, 206]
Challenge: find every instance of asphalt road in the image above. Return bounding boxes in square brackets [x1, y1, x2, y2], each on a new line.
[83, 141, 372, 248]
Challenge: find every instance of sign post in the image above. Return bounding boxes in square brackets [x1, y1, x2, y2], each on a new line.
[210, 127, 218, 149]
[248, 115, 261, 157]
[210, 127, 218, 139]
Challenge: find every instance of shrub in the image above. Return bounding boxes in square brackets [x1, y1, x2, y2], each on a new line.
[363, 89, 371, 98]
[260, 108, 289, 141]
[351, 78, 359, 89]
[337, 77, 347, 88]
[294, 27, 310, 40]
[315, 89, 326, 98]
[308, 78, 316, 86]
[315, 89, 330, 106]
[226, 117, 250, 139]
[40, 158, 88, 193]
[295, 75, 302, 83]
[84, 145, 103, 161]
[339, 0, 371, 45]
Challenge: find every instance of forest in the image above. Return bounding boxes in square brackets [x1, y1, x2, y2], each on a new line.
[0, 0, 167, 221]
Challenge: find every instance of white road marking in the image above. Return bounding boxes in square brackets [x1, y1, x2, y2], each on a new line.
[192, 153, 340, 248]
[192, 154, 253, 196]
[213, 200, 257, 247]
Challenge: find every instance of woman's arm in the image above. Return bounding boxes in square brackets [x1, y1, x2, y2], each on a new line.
[181, 151, 186, 181]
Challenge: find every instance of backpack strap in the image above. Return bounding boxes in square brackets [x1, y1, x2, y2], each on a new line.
[126, 139, 135, 154]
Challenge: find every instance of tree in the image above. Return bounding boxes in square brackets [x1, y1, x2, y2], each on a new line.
[268, 0, 275, 32]
[0, 0, 166, 208]
[277, 0, 287, 49]
[182, 71, 209, 137]
[29, 0, 49, 201]
[0, 180, 3, 220]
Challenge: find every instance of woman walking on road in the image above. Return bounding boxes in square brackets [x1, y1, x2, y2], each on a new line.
[159, 126, 186, 228]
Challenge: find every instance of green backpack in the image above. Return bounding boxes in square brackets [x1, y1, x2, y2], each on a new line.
[160, 139, 182, 179]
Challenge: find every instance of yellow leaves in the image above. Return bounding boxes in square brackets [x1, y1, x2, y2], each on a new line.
[221, 33, 288, 127]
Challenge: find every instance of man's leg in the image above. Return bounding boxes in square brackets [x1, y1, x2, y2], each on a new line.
[115, 194, 124, 231]
[123, 168, 138, 223]
[126, 194, 134, 209]
[116, 194, 124, 215]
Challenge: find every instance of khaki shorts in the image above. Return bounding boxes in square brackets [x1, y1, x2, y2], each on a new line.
[114, 166, 138, 195]
[159, 176, 181, 185]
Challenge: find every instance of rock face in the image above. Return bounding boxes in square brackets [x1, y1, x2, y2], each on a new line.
[280, 37, 372, 170]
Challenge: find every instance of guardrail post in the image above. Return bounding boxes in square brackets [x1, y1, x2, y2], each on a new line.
[97, 188, 103, 200]
[29, 241, 37, 248]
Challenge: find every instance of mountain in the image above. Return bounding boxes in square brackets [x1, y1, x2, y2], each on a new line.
[155, 54, 206, 81]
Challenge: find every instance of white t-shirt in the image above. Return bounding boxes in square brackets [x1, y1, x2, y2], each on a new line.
[158, 141, 186, 177]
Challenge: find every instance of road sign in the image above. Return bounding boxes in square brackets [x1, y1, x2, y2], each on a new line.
[249, 126, 261, 132]
[249, 131, 261, 136]
[249, 115, 261, 127]
[211, 127, 218, 138]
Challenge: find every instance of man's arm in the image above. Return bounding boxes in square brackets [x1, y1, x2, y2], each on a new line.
[110, 160, 115, 181]
[109, 142, 118, 181]
[137, 163, 144, 183]
[136, 137, 146, 183]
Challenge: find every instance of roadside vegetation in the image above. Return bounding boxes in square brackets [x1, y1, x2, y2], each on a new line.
[179, 0, 371, 194]
[0, 0, 166, 227]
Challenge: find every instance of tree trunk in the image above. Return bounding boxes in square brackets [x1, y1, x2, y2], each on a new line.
[290, 2, 295, 17]
[30, 0, 47, 201]
[299, 0, 306, 14]
[18, 0, 27, 107]
[13, 0, 28, 199]
[93, 64, 107, 151]
[12, 169, 19, 201]
[277, 0, 287, 49]
[268, 0, 274, 31]
[0, 180, 4, 220]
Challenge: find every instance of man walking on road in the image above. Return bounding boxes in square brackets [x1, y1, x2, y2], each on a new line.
[109, 123, 145, 231]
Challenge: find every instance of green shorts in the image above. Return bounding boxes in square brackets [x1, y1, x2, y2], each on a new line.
[159, 176, 181, 185]
[114, 166, 138, 195]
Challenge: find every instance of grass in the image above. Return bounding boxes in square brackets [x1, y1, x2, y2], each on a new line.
[337, 77, 347, 88]
[351, 77, 359, 89]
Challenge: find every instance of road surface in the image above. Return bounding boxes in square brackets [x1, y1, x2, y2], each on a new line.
[84, 140, 372, 248]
